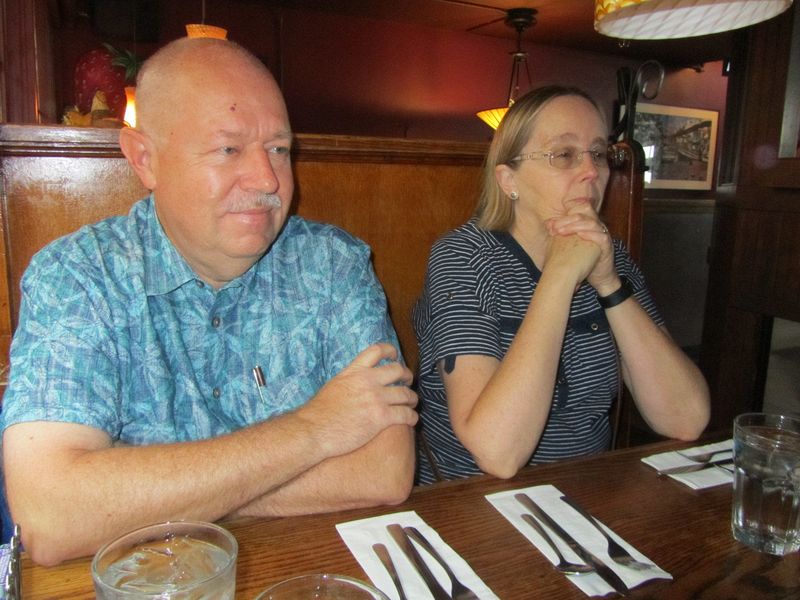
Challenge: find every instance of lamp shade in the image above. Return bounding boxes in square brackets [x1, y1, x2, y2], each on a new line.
[595, 0, 793, 39]
[476, 107, 508, 130]
[185, 23, 228, 39]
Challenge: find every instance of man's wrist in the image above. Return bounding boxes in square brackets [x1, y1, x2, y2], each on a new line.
[597, 276, 633, 309]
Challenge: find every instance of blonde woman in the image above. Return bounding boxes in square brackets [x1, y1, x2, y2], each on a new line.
[413, 86, 709, 484]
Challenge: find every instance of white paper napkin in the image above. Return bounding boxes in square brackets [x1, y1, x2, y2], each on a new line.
[486, 484, 671, 597]
[641, 439, 734, 489]
[336, 510, 499, 600]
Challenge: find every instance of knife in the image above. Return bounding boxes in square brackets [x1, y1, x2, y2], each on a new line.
[387, 524, 451, 600]
[656, 457, 734, 476]
[515, 493, 629, 596]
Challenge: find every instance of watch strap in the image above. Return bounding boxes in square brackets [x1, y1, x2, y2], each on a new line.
[598, 276, 633, 309]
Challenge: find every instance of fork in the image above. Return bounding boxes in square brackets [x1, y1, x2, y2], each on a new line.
[404, 526, 479, 600]
[560, 495, 657, 572]
[520, 513, 594, 575]
[677, 447, 732, 463]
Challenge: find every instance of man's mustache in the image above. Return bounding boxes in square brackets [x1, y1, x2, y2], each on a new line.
[229, 194, 282, 211]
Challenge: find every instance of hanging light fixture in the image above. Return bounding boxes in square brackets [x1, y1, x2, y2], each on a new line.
[595, 0, 793, 40]
[476, 8, 537, 130]
[186, 0, 228, 39]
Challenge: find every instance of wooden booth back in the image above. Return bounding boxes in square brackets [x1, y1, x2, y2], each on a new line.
[0, 125, 641, 377]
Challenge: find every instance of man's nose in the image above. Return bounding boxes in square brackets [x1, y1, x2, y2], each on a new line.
[241, 147, 279, 192]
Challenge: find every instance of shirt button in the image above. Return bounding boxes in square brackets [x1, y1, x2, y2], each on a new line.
[195, 280, 204, 288]
[211, 316, 221, 328]
[590, 322, 599, 331]
[212, 387, 221, 398]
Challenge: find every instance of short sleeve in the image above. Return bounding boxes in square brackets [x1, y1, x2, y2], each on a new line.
[612, 240, 664, 327]
[2, 248, 122, 436]
[319, 231, 402, 376]
[413, 238, 504, 377]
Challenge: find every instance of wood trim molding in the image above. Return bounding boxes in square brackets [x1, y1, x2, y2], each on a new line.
[0, 125, 489, 165]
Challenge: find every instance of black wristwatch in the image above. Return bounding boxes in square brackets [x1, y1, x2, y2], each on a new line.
[597, 276, 633, 309]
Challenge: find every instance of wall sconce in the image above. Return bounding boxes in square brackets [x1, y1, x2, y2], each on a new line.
[595, 0, 793, 39]
[476, 8, 537, 130]
[186, 0, 228, 39]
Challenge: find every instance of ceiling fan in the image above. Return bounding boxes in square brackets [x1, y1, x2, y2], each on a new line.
[434, 0, 537, 35]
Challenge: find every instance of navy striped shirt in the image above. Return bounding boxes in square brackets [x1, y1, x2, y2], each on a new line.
[412, 220, 663, 484]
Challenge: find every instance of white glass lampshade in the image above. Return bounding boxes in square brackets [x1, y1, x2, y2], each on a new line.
[595, 0, 794, 40]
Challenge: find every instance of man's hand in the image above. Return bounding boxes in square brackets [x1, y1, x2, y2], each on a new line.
[295, 343, 418, 458]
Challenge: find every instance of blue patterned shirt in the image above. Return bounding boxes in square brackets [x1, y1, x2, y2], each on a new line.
[1, 196, 400, 444]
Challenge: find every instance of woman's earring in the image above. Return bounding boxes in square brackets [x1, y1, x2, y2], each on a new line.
[509, 191, 519, 201]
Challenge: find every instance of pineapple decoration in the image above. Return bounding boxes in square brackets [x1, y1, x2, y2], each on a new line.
[63, 44, 142, 127]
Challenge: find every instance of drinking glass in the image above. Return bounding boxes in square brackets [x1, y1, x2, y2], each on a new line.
[92, 520, 238, 599]
[732, 413, 800, 555]
[254, 574, 389, 599]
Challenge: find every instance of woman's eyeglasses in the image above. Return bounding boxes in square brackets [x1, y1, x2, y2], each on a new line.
[510, 147, 610, 170]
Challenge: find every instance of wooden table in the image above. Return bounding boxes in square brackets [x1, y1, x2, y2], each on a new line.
[21, 439, 800, 599]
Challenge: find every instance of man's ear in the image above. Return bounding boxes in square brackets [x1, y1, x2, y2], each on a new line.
[119, 128, 157, 190]
[494, 163, 517, 198]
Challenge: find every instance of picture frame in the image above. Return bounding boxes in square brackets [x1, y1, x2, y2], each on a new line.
[630, 103, 719, 190]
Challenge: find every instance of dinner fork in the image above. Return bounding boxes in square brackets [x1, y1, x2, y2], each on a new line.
[520, 513, 594, 575]
[560, 495, 657, 572]
[404, 526, 479, 600]
[677, 448, 732, 463]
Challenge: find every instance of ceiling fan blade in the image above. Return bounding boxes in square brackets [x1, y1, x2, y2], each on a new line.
[433, 0, 507, 32]
[434, 0, 506, 13]
[466, 15, 506, 32]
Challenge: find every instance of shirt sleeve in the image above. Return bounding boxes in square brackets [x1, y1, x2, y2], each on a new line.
[612, 240, 665, 327]
[1, 246, 122, 436]
[413, 238, 503, 377]
[320, 231, 402, 376]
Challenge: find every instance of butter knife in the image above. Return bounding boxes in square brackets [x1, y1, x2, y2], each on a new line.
[515, 493, 629, 596]
[373, 542, 408, 600]
[656, 457, 734, 476]
[387, 524, 451, 600]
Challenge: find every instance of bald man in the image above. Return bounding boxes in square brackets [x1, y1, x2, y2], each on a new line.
[1, 38, 417, 566]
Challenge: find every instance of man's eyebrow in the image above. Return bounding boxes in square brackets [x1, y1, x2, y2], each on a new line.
[212, 129, 245, 142]
[210, 130, 294, 143]
[272, 131, 293, 143]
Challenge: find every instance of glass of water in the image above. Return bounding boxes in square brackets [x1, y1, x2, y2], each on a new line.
[732, 413, 800, 555]
[92, 520, 238, 599]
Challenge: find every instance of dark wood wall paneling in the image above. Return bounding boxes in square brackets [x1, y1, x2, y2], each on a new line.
[700, 3, 800, 430]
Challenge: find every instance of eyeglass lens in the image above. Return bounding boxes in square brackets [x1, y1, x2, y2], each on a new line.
[549, 148, 608, 169]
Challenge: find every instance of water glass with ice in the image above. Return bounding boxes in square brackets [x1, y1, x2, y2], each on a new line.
[91, 520, 237, 599]
[732, 413, 800, 556]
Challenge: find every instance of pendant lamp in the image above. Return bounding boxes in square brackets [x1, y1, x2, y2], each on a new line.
[476, 8, 537, 130]
[595, 0, 794, 40]
[186, 0, 228, 39]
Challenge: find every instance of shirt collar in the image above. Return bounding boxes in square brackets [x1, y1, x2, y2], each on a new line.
[141, 195, 202, 295]
[141, 195, 260, 295]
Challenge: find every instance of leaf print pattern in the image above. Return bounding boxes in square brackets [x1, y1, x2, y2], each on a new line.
[2, 196, 400, 446]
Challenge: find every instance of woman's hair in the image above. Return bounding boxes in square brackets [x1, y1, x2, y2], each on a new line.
[475, 85, 603, 231]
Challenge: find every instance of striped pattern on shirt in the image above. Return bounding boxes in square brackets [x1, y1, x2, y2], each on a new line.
[412, 220, 663, 484]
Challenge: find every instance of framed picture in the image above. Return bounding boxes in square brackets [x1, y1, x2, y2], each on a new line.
[631, 103, 718, 190]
